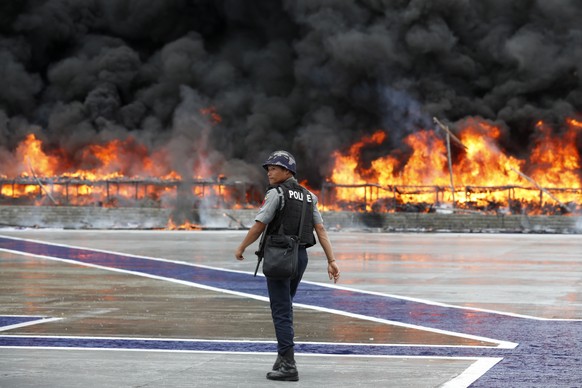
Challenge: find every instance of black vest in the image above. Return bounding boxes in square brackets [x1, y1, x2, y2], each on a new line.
[266, 180, 316, 247]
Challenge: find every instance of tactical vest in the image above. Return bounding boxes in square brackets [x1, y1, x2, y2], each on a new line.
[266, 180, 316, 247]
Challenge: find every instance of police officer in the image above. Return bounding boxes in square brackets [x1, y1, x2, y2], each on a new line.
[235, 150, 341, 381]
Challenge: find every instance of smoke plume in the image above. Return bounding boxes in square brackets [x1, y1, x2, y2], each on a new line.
[1, 0, 581, 186]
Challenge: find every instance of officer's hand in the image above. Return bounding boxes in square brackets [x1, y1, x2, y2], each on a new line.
[235, 247, 245, 261]
[328, 261, 340, 283]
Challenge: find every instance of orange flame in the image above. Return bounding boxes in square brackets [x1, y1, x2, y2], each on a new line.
[325, 117, 581, 213]
[2, 114, 581, 215]
[166, 218, 202, 230]
[0, 107, 255, 210]
[16, 134, 59, 177]
[530, 120, 581, 187]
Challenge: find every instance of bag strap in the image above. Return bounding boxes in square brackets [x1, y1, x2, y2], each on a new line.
[296, 188, 308, 244]
[257, 221, 269, 251]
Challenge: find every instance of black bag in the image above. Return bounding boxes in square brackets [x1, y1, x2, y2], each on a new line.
[262, 234, 299, 279]
[254, 187, 308, 279]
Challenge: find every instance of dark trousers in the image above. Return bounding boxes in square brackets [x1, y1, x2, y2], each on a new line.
[266, 246, 308, 355]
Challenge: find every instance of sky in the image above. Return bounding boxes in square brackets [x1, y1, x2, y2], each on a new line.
[1, 0, 581, 186]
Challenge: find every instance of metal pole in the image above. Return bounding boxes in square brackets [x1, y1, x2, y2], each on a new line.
[364, 184, 367, 211]
[445, 132, 455, 207]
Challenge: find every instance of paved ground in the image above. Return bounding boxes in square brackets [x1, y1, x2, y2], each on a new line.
[0, 230, 580, 387]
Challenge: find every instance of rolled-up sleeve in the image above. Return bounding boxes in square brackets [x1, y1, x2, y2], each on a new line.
[255, 189, 281, 224]
[311, 192, 324, 225]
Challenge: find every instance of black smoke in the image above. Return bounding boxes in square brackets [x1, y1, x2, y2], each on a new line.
[1, 0, 581, 186]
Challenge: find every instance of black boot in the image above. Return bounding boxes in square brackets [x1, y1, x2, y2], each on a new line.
[266, 348, 299, 381]
[271, 354, 282, 371]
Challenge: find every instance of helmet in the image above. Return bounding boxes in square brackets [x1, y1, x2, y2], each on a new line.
[262, 150, 297, 175]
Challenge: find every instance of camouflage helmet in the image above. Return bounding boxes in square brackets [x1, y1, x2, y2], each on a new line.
[262, 150, 297, 175]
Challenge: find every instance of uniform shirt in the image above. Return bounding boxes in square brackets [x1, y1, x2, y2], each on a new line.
[255, 177, 324, 225]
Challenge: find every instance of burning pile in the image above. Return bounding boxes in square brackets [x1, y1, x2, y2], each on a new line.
[0, 133, 258, 212]
[0, 117, 581, 217]
[323, 117, 582, 215]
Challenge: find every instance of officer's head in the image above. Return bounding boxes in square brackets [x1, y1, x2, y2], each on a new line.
[262, 150, 296, 184]
[262, 150, 296, 175]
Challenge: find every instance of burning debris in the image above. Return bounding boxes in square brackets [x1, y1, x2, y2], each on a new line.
[322, 118, 581, 215]
[0, 116, 579, 217]
[320, 182, 580, 215]
[0, 175, 256, 207]
[0, 131, 263, 229]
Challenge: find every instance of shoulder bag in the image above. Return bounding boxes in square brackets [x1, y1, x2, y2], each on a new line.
[257, 188, 307, 279]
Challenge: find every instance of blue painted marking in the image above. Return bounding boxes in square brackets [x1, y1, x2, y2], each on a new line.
[0, 236, 580, 386]
[0, 316, 46, 328]
[0, 335, 496, 357]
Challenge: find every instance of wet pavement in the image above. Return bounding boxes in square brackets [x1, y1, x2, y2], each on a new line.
[0, 230, 580, 387]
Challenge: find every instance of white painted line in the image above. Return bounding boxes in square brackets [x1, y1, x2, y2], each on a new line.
[0, 335, 501, 367]
[0, 342, 502, 367]
[0, 334, 506, 350]
[0, 317, 62, 332]
[442, 357, 503, 388]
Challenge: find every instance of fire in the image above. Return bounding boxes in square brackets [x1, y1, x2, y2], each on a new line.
[325, 117, 582, 214]
[530, 121, 581, 188]
[0, 108, 256, 214]
[200, 107, 222, 124]
[329, 130, 390, 205]
[2, 114, 580, 216]
[166, 218, 202, 230]
[453, 119, 525, 205]
[1, 134, 179, 206]
[16, 134, 59, 177]
[455, 119, 522, 186]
